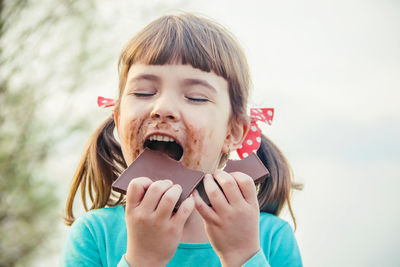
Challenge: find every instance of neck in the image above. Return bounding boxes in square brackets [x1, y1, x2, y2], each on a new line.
[180, 209, 209, 243]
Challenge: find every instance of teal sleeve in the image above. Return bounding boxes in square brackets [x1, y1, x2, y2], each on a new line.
[268, 223, 302, 267]
[243, 249, 271, 267]
[61, 216, 101, 266]
[61, 216, 126, 267]
[242, 220, 302, 267]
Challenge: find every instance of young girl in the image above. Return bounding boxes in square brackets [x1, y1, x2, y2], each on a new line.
[62, 13, 302, 267]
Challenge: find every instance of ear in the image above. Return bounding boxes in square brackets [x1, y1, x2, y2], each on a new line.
[222, 118, 249, 153]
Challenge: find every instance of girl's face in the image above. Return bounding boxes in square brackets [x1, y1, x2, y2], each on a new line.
[114, 63, 247, 173]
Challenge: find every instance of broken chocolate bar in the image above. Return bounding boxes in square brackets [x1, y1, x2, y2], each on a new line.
[112, 149, 269, 209]
[112, 149, 204, 209]
[196, 152, 269, 205]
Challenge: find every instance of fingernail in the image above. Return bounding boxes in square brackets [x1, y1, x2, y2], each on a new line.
[165, 179, 173, 185]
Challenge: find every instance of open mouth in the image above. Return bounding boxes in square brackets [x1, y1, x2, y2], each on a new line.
[143, 135, 183, 161]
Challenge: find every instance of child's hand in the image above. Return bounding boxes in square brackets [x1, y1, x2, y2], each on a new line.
[193, 170, 260, 267]
[125, 177, 194, 267]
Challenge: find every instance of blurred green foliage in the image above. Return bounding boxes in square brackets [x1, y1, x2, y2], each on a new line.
[0, 0, 101, 265]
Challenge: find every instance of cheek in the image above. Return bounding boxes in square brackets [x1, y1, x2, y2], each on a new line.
[119, 117, 144, 164]
[182, 123, 205, 169]
[182, 120, 223, 172]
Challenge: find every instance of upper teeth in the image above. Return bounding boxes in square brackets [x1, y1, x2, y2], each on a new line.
[148, 135, 175, 142]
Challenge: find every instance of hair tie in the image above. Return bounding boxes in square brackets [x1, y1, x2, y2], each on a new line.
[236, 108, 274, 159]
[97, 97, 273, 160]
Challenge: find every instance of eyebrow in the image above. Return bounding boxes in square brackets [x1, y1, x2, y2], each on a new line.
[128, 74, 161, 84]
[127, 75, 218, 94]
[182, 78, 217, 94]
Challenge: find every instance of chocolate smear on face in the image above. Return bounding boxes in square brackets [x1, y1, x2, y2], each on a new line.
[122, 117, 146, 165]
[181, 122, 206, 171]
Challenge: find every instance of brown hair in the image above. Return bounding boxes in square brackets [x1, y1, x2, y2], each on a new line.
[64, 13, 302, 229]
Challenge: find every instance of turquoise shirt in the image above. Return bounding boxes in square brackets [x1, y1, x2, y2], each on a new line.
[62, 205, 302, 266]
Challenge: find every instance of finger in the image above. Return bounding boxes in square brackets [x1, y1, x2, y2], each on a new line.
[230, 172, 258, 205]
[213, 169, 243, 206]
[141, 180, 173, 211]
[126, 177, 153, 211]
[193, 189, 218, 223]
[156, 184, 182, 218]
[203, 173, 229, 212]
[172, 194, 194, 226]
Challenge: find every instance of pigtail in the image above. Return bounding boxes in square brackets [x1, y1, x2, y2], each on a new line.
[64, 117, 127, 226]
[256, 134, 303, 230]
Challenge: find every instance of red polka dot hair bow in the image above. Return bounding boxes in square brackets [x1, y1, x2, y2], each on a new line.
[236, 108, 274, 159]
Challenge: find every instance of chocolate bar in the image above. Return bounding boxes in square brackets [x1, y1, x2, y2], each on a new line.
[112, 148, 269, 209]
[112, 149, 204, 209]
[196, 152, 269, 205]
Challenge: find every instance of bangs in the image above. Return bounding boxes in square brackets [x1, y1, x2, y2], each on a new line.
[119, 14, 243, 82]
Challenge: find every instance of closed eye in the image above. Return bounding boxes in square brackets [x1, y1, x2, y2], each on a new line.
[134, 92, 155, 97]
[186, 96, 209, 103]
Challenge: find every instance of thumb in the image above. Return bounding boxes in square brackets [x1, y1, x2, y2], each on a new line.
[126, 177, 153, 211]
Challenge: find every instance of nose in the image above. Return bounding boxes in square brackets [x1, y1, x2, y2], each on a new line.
[150, 94, 179, 121]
